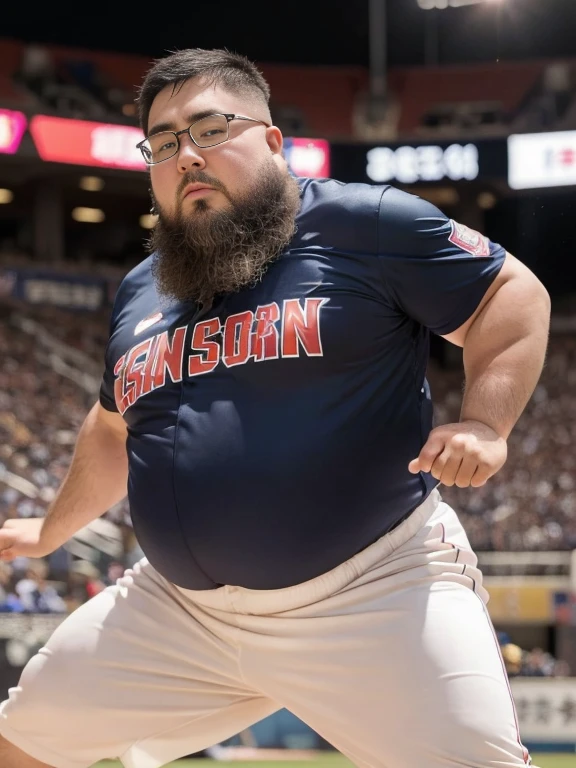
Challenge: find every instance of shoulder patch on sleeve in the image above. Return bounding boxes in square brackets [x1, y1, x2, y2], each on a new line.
[448, 220, 491, 257]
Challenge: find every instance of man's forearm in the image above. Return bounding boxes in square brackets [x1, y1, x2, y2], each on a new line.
[460, 275, 551, 439]
[40, 404, 128, 551]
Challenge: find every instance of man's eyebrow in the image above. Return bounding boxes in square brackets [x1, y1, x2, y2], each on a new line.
[147, 110, 224, 137]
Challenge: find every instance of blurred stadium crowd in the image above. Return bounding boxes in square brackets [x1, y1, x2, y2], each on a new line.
[499, 633, 570, 679]
[431, 336, 576, 552]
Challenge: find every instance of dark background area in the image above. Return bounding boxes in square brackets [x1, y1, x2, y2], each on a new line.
[2, 0, 576, 68]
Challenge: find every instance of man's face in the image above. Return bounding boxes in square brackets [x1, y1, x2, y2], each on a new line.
[147, 77, 283, 220]
[145, 77, 301, 305]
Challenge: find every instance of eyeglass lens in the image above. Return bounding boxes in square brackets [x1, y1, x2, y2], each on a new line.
[141, 115, 230, 164]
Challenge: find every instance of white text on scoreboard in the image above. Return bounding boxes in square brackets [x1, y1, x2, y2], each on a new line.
[366, 143, 479, 184]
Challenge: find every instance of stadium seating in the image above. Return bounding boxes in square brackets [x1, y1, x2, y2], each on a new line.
[3, 37, 576, 138]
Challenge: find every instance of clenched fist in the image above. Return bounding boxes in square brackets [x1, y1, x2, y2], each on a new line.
[0, 518, 52, 562]
[408, 420, 507, 488]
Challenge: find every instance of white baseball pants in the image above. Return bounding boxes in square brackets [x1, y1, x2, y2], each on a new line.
[0, 490, 530, 768]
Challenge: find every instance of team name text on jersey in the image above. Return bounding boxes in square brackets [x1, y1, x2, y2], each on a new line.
[114, 298, 328, 414]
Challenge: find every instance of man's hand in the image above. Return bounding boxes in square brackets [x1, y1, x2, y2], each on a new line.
[408, 420, 507, 488]
[0, 518, 53, 562]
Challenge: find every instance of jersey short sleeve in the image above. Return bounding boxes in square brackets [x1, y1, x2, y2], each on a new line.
[377, 186, 506, 336]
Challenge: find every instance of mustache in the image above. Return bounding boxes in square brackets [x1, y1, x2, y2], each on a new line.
[176, 171, 228, 200]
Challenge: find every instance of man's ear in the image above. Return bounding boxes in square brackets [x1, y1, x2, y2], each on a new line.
[266, 125, 284, 155]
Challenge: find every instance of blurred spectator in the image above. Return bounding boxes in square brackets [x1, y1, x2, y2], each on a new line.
[498, 635, 570, 678]
[551, 659, 572, 677]
[14, 44, 107, 120]
[542, 63, 573, 124]
[104, 561, 126, 587]
[67, 560, 105, 609]
[17, 44, 56, 100]
[501, 643, 523, 678]
[521, 647, 556, 677]
[0, 562, 24, 613]
[15, 560, 67, 614]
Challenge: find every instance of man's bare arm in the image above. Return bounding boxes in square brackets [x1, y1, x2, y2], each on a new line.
[409, 253, 551, 487]
[442, 253, 551, 438]
[0, 403, 128, 560]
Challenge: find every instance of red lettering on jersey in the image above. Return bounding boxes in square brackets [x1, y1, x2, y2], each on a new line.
[112, 298, 329, 413]
[153, 327, 186, 388]
[113, 354, 128, 414]
[252, 302, 280, 361]
[281, 298, 327, 357]
[222, 311, 253, 367]
[189, 318, 221, 376]
[123, 338, 154, 410]
[141, 333, 161, 397]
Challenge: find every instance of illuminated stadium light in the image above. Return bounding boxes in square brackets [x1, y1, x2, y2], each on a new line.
[417, 0, 499, 8]
[72, 207, 105, 223]
[139, 214, 158, 229]
[0, 188, 14, 204]
[79, 175, 105, 192]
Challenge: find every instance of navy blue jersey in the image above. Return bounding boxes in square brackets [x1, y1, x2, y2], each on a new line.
[100, 179, 505, 590]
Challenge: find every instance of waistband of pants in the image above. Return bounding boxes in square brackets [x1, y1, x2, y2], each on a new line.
[173, 489, 441, 616]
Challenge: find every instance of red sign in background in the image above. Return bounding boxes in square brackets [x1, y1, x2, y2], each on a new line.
[30, 116, 146, 171]
[27, 115, 330, 177]
[0, 109, 27, 154]
[284, 138, 330, 178]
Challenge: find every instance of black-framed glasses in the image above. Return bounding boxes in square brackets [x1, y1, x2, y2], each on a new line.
[136, 113, 270, 165]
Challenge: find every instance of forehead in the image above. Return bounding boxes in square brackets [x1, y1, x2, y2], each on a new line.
[147, 78, 250, 132]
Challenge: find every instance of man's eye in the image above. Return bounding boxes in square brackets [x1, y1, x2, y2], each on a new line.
[200, 128, 226, 139]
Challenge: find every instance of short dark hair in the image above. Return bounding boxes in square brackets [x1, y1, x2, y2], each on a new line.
[137, 48, 271, 133]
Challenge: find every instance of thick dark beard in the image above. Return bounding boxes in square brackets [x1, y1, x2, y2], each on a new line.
[149, 162, 301, 305]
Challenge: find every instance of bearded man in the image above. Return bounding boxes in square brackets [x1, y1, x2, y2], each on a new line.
[0, 48, 549, 768]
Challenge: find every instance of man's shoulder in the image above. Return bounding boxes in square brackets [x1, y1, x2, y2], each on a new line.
[377, 185, 446, 227]
[297, 177, 434, 213]
[120, 255, 154, 289]
[298, 176, 385, 213]
[295, 178, 442, 254]
[107, 257, 156, 327]
[295, 177, 385, 253]
[114, 255, 155, 303]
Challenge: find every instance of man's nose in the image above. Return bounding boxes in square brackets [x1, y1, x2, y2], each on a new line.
[177, 133, 206, 173]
